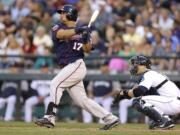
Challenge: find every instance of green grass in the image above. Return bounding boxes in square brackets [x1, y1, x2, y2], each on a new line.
[0, 122, 179, 135]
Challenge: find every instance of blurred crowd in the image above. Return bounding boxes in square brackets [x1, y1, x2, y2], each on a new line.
[0, 0, 179, 71]
[0, 0, 180, 123]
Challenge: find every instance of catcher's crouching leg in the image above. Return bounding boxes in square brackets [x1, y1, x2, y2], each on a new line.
[132, 98, 174, 130]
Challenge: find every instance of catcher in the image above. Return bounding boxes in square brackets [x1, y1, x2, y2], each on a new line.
[114, 55, 180, 130]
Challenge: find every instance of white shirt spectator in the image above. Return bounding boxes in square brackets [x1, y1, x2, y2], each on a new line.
[135, 25, 145, 37]
[33, 26, 53, 55]
[159, 16, 174, 31]
[158, 8, 174, 31]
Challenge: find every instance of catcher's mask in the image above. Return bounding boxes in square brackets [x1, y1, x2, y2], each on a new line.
[129, 55, 151, 76]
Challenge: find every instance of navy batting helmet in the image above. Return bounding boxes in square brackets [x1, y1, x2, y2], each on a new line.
[57, 5, 78, 21]
[129, 55, 151, 75]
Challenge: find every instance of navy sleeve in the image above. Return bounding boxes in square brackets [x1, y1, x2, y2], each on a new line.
[52, 24, 60, 37]
[133, 86, 149, 97]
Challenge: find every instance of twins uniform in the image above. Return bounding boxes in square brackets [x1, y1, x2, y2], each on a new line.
[138, 70, 180, 115]
[50, 23, 114, 120]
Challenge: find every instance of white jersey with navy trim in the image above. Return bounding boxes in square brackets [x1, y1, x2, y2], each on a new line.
[138, 70, 180, 116]
[139, 70, 180, 98]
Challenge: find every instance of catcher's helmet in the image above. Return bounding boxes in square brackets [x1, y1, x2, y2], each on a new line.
[129, 55, 151, 75]
[57, 5, 78, 21]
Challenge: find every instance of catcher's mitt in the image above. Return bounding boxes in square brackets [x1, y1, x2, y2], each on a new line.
[113, 89, 131, 104]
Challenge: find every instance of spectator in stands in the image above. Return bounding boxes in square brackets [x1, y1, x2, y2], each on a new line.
[33, 25, 53, 55]
[2, 11, 17, 34]
[107, 35, 123, 55]
[78, 3, 92, 26]
[152, 32, 170, 70]
[108, 42, 135, 73]
[91, 30, 107, 56]
[0, 81, 17, 121]
[163, 30, 179, 53]
[111, 0, 130, 21]
[140, 41, 153, 56]
[5, 35, 24, 68]
[16, 27, 31, 47]
[11, 0, 30, 22]
[109, 42, 135, 72]
[0, 23, 8, 68]
[82, 61, 120, 123]
[41, 11, 53, 33]
[118, 43, 136, 57]
[93, 0, 114, 35]
[123, 20, 144, 48]
[158, 8, 174, 31]
[135, 14, 145, 38]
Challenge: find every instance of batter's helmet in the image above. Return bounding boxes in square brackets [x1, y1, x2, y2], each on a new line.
[57, 5, 78, 21]
[129, 55, 151, 75]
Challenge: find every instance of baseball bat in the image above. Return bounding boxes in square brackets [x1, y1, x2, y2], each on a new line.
[88, 10, 100, 28]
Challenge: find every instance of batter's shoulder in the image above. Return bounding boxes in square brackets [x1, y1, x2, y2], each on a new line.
[52, 23, 64, 32]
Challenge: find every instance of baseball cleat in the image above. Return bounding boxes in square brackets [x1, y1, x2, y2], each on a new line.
[99, 119, 119, 130]
[35, 118, 55, 128]
[149, 118, 174, 130]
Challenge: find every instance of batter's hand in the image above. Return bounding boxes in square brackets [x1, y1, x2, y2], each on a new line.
[75, 26, 90, 34]
[82, 31, 90, 44]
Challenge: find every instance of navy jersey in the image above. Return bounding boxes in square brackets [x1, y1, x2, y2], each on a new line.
[92, 81, 113, 97]
[52, 23, 90, 66]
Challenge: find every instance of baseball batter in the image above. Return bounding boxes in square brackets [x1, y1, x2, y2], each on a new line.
[35, 5, 118, 130]
[114, 55, 180, 129]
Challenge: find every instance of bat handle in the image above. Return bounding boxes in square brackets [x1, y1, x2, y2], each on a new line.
[88, 23, 91, 28]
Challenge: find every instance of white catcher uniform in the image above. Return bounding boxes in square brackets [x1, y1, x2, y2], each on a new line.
[139, 70, 180, 115]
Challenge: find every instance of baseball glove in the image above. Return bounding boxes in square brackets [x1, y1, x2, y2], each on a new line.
[113, 89, 131, 104]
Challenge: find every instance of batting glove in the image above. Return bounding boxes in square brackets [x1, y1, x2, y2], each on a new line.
[82, 31, 90, 44]
[75, 26, 90, 34]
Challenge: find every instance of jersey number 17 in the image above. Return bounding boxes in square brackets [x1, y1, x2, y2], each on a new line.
[73, 42, 83, 51]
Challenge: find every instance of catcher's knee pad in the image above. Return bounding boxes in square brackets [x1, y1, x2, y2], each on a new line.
[132, 98, 158, 116]
[132, 98, 146, 112]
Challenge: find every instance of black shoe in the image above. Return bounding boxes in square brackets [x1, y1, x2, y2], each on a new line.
[149, 120, 158, 129]
[156, 120, 174, 130]
[35, 118, 55, 128]
[99, 119, 119, 130]
[149, 118, 174, 130]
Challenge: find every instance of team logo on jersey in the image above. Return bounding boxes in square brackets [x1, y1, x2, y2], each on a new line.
[52, 25, 59, 31]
